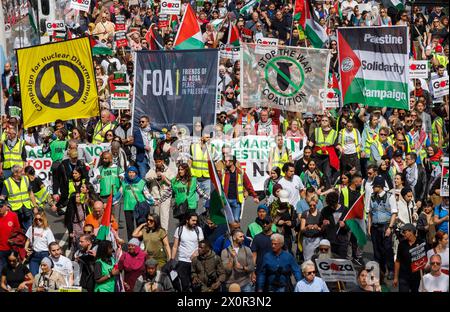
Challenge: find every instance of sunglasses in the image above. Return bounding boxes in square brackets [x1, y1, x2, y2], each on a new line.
[380, 133, 388, 136]
[319, 248, 329, 252]
[84, 231, 92, 234]
[305, 271, 316, 276]
[430, 262, 441, 265]
[147, 219, 154, 223]
[35, 218, 42, 222]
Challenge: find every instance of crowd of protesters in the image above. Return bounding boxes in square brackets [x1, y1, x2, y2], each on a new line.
[0, 0, 448, 293]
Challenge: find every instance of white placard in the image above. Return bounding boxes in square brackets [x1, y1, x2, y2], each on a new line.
[46, 20, 66, 33]
[315, 258, 357, 283]
[254, 37, 279, 55]
[409, 60, 428, 79]
[70, 0, 91, 12]
[431, 76, 449, 98]
[160, 0, 181, 15]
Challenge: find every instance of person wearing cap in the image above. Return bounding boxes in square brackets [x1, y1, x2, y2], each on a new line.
[368, 175, 397, 281]
[133, 258, 174, 292]
[32, 257, 66, 292]
[246, 204, 277, 239]
[393, 223, 424, 292]
[117, 238, 147, 292]
[336, 118, 362, 173]
[0, 199, 20, 273]
[0, 124, 26, 179]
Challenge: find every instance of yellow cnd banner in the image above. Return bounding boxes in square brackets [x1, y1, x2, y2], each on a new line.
[17, 37, 99, 127]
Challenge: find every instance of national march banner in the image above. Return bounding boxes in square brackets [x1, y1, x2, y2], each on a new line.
[441, 157, 449, 197]
[17, 37, 99, 128]
[133, 49, 218, 131]
[241, 43, 330, 113]
[70, 0, 91, 12]
[314, 258, 357, 283]
[337, 26, 409, 109]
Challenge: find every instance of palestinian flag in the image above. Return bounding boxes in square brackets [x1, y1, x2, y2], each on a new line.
[240, 0, 260, 16]
[207, 148, 235, 225]
[333, 0, 343, 19]
[293, 0, 305, 23]
[337, 26, 409, 109]
[211, 18, 225, 31]
[170, 14, 179, 31]
[382, 0, 405, 11]
[96, 192, 113, 241]
[342, 193, 367, 247]
[304, 0, 327, 48]
[174, 4, 204, 50]
[227, 23, 240, 47]
[145, 24, 164, 50]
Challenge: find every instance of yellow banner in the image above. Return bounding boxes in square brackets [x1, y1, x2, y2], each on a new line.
[17, 37, 99, 127]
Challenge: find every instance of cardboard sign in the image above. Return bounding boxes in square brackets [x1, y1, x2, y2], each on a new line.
[158, 14, 169, 28]
[69, 0, 91, 12]
[46, 20, 66, 33]
[320, 89, 339, 108]
[431, 76, 449, 98]
[315, 258, 357, 283]
[219, 44, 240, 61]
[160, 0, 181, 15]
[409, 61, 428, 79]
[241, 28, 253, 41]
[115, 15, 126, 31]
[111, 85, 131, 109]
[410, 242, 427, 273]
[255, 37, 279, 54]
[115, 31, 128, 48]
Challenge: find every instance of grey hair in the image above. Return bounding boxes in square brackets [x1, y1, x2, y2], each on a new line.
[301, 260, 315, 273]
[270, 233, 284, 245]
[12, 165, 23, 174]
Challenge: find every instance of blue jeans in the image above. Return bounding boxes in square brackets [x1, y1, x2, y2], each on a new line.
[240, 282, 255, 292]
[137, 159, 149, 178]
[197, 179, 211, 209]
[29, 251, 49, 276]
[0, 250, 11, 274]
[228, 199, 241, 222]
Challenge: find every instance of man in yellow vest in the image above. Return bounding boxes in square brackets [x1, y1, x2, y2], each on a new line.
[268, 135, 292, 175]
[336, 118, 361, 174]
[1, 165, 38, 230]
[370, 127, 395, 163]
[91, 109, 115, 144]
[220, 155, 259, 222]
[311, 115, 338, 186]
[189, 132, 215, 210]
[0, 125, 26, 179]
[361, 114, 381, 176]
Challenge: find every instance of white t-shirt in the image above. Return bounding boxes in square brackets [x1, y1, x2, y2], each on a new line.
[420, 273, 449, 292]
[174, 226, 204, 263]
[50, 255, 74, 287]
[278, 175, 305, 206]
[25, 227, 55, 252]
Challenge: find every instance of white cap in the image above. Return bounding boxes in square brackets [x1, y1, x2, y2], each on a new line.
[319, 239, 331, 247]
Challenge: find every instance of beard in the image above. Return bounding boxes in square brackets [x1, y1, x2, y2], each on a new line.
[318, 251, 332, 260]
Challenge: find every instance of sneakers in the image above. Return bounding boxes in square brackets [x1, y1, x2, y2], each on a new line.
[352, 257, 365, 267]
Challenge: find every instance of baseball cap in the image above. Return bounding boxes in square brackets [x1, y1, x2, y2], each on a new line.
[279, 190, 290, 203]
[373, 176, 385, 188]
[303, 112, 314, 119]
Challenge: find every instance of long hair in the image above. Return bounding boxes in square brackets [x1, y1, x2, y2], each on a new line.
[176, 162, 192, 183]
[96, 240, 113, 262]
[33, 211, 49, 229]
[146, 213, 162, 232]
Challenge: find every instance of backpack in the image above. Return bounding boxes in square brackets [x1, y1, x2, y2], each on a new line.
[177, 225, 200, 244]
[8, 228, 27, 262]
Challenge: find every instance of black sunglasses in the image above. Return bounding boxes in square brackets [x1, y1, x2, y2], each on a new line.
[306, 271, 316, 275]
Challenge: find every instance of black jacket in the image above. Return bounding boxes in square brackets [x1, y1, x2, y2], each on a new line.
[403, 164, 427, 203]
[319, 205, 350, 246]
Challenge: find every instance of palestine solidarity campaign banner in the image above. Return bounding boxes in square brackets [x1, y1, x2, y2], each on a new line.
[133, 50, 218, 131]
[337, 26, 409, 109]
[241, 43, 330, 113]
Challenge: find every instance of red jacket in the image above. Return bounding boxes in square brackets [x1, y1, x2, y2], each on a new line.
[219, 168, 257, 201]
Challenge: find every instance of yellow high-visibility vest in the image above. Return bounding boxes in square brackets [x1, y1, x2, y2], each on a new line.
[339, 128, 360, 157]
[315, 128, 337, 155]
[190, 143, 210, 178]
[222, 170, 244, 203]
[92, 122, 114, 144]
[2, 139, 24, 169]
[4, 176, 33, 211]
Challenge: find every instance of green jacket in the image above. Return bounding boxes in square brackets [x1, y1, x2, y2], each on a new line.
[171, 177, 198, 210]
[122, 179, 146, 211]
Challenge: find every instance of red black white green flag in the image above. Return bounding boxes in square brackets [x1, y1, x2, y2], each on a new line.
[337, 26, 409, 109]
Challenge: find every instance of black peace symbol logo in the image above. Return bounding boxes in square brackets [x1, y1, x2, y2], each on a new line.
[35, 60, 85, 109]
